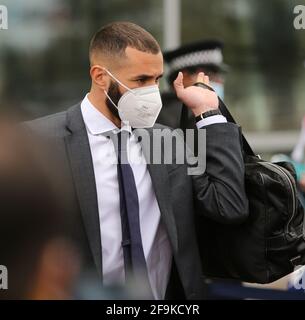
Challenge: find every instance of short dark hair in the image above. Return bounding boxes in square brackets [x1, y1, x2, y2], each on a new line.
[89, 21, 160, 63]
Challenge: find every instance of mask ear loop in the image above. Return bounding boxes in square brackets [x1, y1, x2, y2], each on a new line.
[103, 90, 119, 110]
[103, 68, 133, 93]
[102, 67, 132, 110]
[103, 67, 135, 109]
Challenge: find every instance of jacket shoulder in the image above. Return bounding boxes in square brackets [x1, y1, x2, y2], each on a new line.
[24, 110, 67, 137]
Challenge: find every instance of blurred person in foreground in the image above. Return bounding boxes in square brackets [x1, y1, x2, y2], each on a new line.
[291, 117, 305, 193]
[158, 40, 228, 129]
[0, 124, 81, 299]
[287, 117, 305, 293]
[24, 22, 248, 300]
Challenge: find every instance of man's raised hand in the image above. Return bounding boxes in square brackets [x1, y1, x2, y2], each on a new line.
[173, 71, 219, 116]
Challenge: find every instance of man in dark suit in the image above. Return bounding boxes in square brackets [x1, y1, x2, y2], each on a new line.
[25, 21, 248, 300]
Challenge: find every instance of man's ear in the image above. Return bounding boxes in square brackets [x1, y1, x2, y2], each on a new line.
[90, 65, 109, 90]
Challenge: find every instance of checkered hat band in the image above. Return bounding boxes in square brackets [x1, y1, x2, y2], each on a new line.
[169, 49, 223, 73]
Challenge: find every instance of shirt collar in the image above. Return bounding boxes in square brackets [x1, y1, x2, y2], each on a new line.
[80, 94, 132, 135]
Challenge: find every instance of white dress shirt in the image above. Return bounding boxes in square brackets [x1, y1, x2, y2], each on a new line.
[80, 94, 227, 299]
[81, 95, 172, 300]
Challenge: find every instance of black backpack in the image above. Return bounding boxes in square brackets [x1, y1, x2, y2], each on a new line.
[186, 83, 305, 283]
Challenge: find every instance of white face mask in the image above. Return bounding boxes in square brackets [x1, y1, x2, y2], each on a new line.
[103, 68, 163, 128]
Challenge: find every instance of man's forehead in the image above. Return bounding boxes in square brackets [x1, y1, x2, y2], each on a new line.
[123, 47, 163, 74]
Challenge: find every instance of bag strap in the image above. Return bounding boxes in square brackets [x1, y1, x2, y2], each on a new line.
[180, 82, 256, 157]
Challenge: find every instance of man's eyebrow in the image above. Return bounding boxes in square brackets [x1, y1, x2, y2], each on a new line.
[131, 73, 164, 80]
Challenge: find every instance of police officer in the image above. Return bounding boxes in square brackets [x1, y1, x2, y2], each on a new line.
[158, 40, 228, 129]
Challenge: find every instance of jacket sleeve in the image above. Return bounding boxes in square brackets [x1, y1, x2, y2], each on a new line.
[191, 122, 249, 224]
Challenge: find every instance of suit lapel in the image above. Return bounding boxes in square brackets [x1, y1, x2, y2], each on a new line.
[134, 128, 178, 253]
[64, 104, 103, 280]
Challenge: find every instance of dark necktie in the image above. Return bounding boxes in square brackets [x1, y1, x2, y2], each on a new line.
[114, 130, 153, 296]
